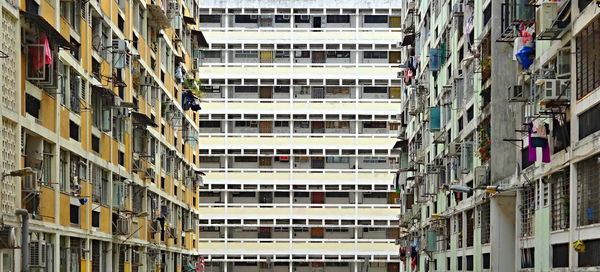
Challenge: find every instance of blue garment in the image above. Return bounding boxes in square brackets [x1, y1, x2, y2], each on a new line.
[516, 44, 535, 69]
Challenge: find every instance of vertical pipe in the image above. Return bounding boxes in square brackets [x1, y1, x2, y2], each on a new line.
[15, 209, 29, 272]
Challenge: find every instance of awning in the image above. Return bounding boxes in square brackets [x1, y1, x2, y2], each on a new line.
[20, 11, 73, 50]
[130, 111, 158, 127]
[191, 29, 209, 48]
[183, 15, 196, 25]
[146, 4, 170, 30]
[400, 34, 414, 46]
[393, 139, 408, 149]
[92, 85, 116, 97]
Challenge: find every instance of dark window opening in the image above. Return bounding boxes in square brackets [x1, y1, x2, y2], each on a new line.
[235, 15, 258, 23]
[92, 135, 100, 153]
[70, 204, 80, 225]
[326, 15, 350, 23]
[92, 211, 100, 227]
[70, 121, 80, 141]
[579, 102, 600, 140]
[25, 94, 41, 118]
[364, 15, 388, 24]
[552, 243, 569, 268]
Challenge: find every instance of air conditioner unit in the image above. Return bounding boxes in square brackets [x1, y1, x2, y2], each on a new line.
[433, 130, 445, 143]
[0, 226, 17, 249]
[474, 166, 488, 187]
[536, 1, 558, 35]
[116, 218, 131, 235]
[146, 168, 156, 178]
[452, 3, 464, 15]
[426, 163, 439, 174]
[22, 175, 39, 191]
[508, 85, 528, 102]
[447, 142, 461, 156]
[167, 2, 180, 15]
[112, 39, 129, 52]
[30, 240, 47, 267]
[141, 75, 155, 86]
[539, 79, 570, 102]
[282, 15, 290, 20]
[150, 220, 161, 233]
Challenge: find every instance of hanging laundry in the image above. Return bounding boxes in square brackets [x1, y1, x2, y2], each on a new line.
[516, 42, 535, 70]
[527, 122, 551, 163]
[182, 90, 201, 111]
[175, 65, 184, 84]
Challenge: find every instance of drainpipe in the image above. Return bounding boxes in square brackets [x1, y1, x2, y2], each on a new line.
[15, 209, 29, 272]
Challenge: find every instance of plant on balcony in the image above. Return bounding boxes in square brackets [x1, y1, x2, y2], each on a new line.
[182, 79, 204, 98]
[478, 128, 491, 163]
[480, 56, 491, 79]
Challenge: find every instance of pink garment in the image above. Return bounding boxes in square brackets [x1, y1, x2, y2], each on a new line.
[41, 33, 53, 65]
[29, 33, 53, 71]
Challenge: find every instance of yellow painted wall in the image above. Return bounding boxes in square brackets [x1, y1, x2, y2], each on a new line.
[39, 186, 56, 222]
[100, 133, 111, 161]
[100, 206, 111, 233]
[80, 109, 90, 151]
[59, 193, 71, 226]
[40, 0, 56, 28]
[40, 93, 57, 131]
[59, 17, 70, 40]
[111, 138, 118, 165]
[59, 106, 70, 139]
[79, 181, 91, 230]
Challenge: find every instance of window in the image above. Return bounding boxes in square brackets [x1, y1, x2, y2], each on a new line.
[234, 50, 259, 59]
[326, 157, 349, 163]
[70, 204, 80, 225]
[235, 86, 258, 93]
[521, 248, 535, 268]
[274, 86, 289, 93]
[92, 211, 100, 228]
[41, 141, 53, 186]
[520, 186, 535, 236]
[25, 94, 40, 118]
[577, 155, 600, 226]
[202, 51, 221, 58]
[59, 0, 81, 33]
[294, 15, 310, 23]
[466, 255, 473, 271]
[551, 172, 569, 230]
[59, 150, 68, 192]
[69, 121, 79, 141]
[363, 87, 388, 93]
[575, 18, 600, 99]
[325, 192, 349, 198]
[234, 156, 258, 163]
[294, 50, 310, 58]
[91, 135, 100, 153]
[326, 15, 350, 23]
[480, 202, 491, 244]
[274, 121, 289, 127]
[200, 15, 221, 23]
[578, 102, 600, 140]
[91, 164, 102, 203]
[234, 15, 257, 23]
[363, 121, 386, 128]
[578, 239, 600, 267]
[326, 51, 350, 58]
[363, 157, 386, 163]
[364, 15, 388, 23]
[275, 15, 290, 23]
[325, 121, 350, 129]
[199, 121, 221, 128]
[235, 121, 258, 127]
[552, 243, 568, 268]
[363, 51, 388, 59]
[482, 253, 490, 269]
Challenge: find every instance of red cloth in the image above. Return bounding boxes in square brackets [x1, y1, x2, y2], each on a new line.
[29, 33, 52, 71]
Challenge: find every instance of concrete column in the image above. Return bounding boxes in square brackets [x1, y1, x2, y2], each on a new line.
[490, 194, 516, 272]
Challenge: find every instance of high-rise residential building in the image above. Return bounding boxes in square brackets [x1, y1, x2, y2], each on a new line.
[395, 0, 600, 271]
[196, 1, 402, 271]
[0, 0, 207, 270]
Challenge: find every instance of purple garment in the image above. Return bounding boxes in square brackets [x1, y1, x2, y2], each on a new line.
[528, 123, 551, 163]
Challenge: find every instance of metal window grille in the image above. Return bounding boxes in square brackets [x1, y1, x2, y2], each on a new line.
[520, 186, 535, 237]
[576, 18, 600, 99]
[577, 155, 600, 226]
[578, 239, 600, 267]
[551, 171, 570, 231]
[480, 202, 491, 244]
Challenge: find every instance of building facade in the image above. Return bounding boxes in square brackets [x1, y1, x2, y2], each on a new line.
[196, 1, 402, 271]
[395, 0, 600, 271]
[0, 0, 207, 270]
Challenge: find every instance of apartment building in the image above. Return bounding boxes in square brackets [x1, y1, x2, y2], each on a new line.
[195, 1, 402, 271]
[395, 0, 600, 271]
[0, 0, 207, 270]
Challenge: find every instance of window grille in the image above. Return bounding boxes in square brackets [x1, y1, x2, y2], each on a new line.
[575, 18, 600, 100]
[578, 239, 600, 267]
[520, 186, 535, 237]
[551, 171, 569, 230]
[480, 202, 491, 244]
[577, 155, 600, 226]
